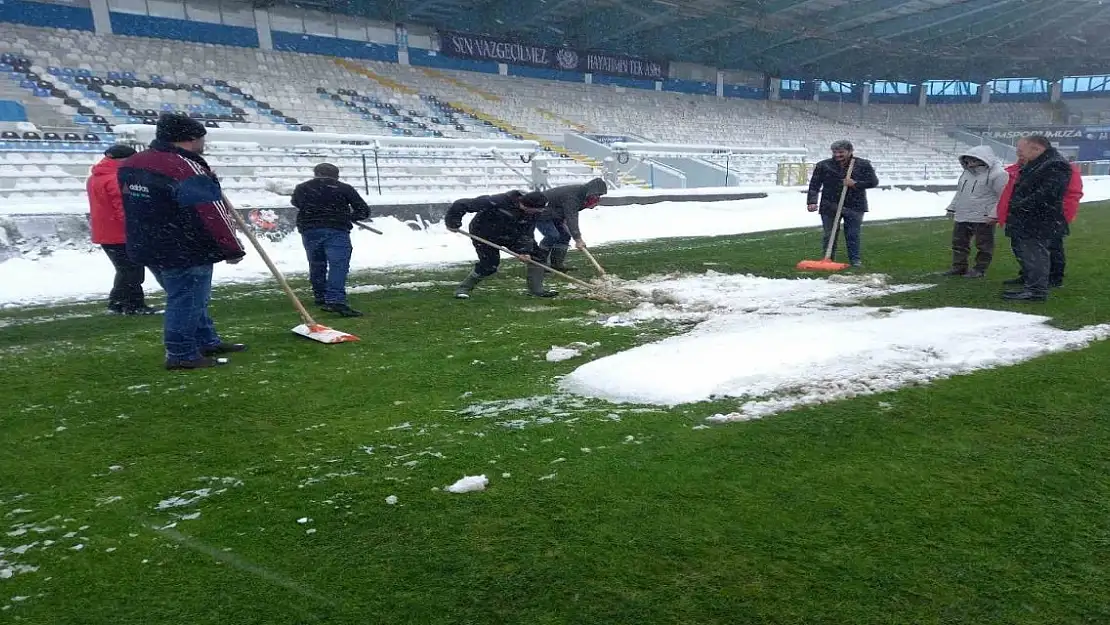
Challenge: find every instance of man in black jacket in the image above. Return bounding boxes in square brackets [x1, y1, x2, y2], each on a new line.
[806, 140, 880, 267]
[535, 177, 608, 271]
[1002, 135, 1072, 302]
[291, 163, 371, 317]
[445, 190, 551, 299]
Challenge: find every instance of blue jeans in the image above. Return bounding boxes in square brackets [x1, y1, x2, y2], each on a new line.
[535, 219, 571, 250]
[153, 264, 221, 361]
[301, 228, 353, 304]
[820, 210, 863, 264]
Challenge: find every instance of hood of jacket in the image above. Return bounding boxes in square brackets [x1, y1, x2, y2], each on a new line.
[948, 145, 1007, 223]
[90, 155, 123, 180]
[959, 145, 999, 169]
[584, 177, 608, 199]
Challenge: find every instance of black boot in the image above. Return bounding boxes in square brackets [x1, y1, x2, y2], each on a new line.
[527, 264, 557, 298]
[321, 302, 364, 317]
[548, 245, 571, 272]
[454, 272, 483, 299]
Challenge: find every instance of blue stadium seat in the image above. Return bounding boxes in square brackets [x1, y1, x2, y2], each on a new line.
[107, 71, 121, 80]
[122, 71, 136, 80]
[33, 88, 49, 97]
[62, 68, 75, 76]
[77, 69, 92, 77]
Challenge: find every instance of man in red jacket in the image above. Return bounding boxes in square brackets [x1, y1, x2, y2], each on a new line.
[996, 154, 1082, 288]
[87, 144, 159, 315]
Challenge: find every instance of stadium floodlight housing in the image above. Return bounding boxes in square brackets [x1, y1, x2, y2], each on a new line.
[112, 125, 541, 155]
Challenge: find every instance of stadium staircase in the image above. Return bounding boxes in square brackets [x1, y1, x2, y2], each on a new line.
[333, 58, 420, 96]
[414, 68, 649, 189]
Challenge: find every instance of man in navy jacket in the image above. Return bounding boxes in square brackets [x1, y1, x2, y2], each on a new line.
[806, 140, 880, 267]
[118, 113, 247, 370]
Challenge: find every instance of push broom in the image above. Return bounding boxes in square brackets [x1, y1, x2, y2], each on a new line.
[796, 158, 855, 272]
[224, 196, 359, 344]
[455, 231, 639, 302]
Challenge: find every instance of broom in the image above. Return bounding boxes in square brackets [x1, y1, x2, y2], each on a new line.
[456, 231, 639, 302]
[796, 158, 855, 272]
[579, 245, 608, 277]
[224, 196, 359, 344]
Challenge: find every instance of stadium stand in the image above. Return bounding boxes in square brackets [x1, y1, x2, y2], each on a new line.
[0, 19, 1090, 203]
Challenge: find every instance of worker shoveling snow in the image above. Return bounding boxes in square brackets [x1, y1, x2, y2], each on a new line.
[560, 271, 1110, 421]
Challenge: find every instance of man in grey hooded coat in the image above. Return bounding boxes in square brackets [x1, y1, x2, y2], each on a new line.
[535, 177, 608, 271]
[943, 145, 1009, 278]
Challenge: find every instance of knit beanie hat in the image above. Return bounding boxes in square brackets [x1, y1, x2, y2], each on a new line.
[520, 191, 548, 208]
[156, 113, 207, 143]
[103, 144, 137, 159]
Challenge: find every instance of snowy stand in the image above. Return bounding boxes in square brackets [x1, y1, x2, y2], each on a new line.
[609, 142, 809, 188]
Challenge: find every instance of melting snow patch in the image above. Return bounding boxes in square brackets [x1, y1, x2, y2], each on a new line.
[545, 342, 600, 362]
[560, 272, 1110, 420]
[445, 475, 488, 494]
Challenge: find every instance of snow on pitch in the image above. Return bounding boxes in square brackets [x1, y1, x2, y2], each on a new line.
[560, 272, 1110, 420]
[0, 187, 958, 307]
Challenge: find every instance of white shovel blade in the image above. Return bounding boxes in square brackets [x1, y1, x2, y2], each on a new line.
[292, 323, 360, 344]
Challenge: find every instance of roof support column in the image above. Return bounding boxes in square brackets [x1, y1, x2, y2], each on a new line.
[918, 83, 927, 107]
[860, 82, 870, 107]
[1050, 80, 1062, 103]
[981, 83, 990, 104]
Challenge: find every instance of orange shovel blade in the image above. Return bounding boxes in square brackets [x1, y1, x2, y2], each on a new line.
[292, 323, 360, 343]
[796, 258, 851, 272]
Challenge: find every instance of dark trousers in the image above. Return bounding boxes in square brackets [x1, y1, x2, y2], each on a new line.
[1010, 235, 1052, 296]
[101, 243, 147, 311]
[535, 218, 572, 250]
[1012, 236, 1066, 285]
[951, 222, 995, 272]
[820, 210, 863, 264]
[471, 233, 541, 277]
[301, 228, 353, 304]
[153, 264, 221, 361]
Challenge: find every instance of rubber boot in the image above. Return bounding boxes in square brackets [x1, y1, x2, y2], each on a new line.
[526, 264, 557, 298]
[454, 272, 482, 299]
[548, 244, 572, 272]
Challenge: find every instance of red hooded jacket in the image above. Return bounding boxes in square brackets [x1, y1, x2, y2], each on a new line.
[997, 162, 1083, 226]
[87, 156, 127, 244]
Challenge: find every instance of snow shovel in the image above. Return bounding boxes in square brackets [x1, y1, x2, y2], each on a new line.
[456, 231, 639, 302]
[796, 158, 855, 272]
[353, 221, 383, 235]
[224, 196, 360, 344]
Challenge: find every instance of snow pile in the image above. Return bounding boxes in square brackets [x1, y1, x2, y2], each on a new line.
[444, 475, 489, 493]
[560, 272, 1110, 420]
[0, 188, 956, 307]
[545, 342, 600, 362]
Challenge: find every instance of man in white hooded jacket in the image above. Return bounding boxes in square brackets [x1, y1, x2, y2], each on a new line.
[943, 145, 1008, 278]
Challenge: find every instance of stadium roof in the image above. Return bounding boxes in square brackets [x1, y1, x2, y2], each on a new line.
[267, 0, 1110, 83]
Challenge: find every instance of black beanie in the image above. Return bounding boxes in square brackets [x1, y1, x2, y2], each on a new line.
[831, 140, 853, 151]
[156, 113, 207, 143]
[104, 144, 136, 159]
[520, 191, 548, 208]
